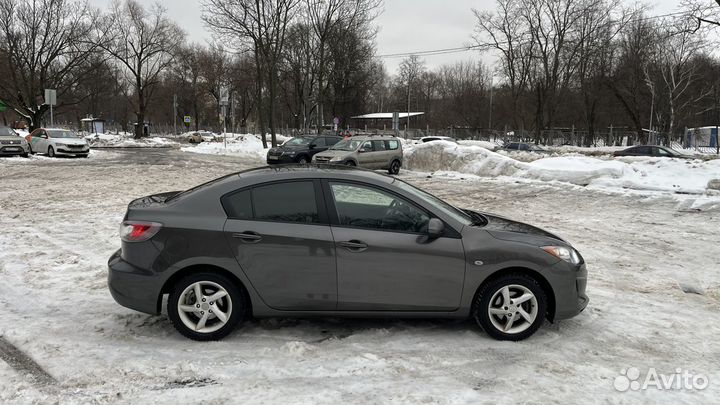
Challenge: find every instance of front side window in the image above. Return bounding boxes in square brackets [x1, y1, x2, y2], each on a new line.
[360, 141, 372, 151]
[330, 182, 429, 233]
[325, 137, 340, 146]
[312, 137, 326, 147]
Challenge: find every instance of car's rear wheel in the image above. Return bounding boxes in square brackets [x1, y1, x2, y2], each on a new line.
[297, 156, 309, 164]
[388, 159, 401, 175]
[47, 146, 55, 157]
[473, 273, 547, 341]
[168, 272, 245, 341]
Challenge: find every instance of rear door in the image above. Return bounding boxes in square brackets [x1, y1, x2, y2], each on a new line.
[325, 180, 466, 311]
[222, 180, 337, 310]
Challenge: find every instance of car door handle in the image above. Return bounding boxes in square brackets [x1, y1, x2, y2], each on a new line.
[232, 232, 262, 243]
[338, 240, 368, 252]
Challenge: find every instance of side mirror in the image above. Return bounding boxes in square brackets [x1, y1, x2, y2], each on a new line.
[41, 134, 48, 139]
[427, 218, 444, 239]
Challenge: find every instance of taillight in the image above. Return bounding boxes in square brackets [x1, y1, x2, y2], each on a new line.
[120, 221, 162, 242]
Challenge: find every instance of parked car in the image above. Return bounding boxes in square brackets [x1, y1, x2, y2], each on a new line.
[612, 145, 687, 158]
[188, 131, 216, 144]
[108, 165, 588, 342]
[420, 136, 458, 144]
[0, 126, 30, 157]
[312, 135, 403, 174]
[25, 128, 90, 157]
[501, 142, 549, 153]
[266, 135, 341, 164]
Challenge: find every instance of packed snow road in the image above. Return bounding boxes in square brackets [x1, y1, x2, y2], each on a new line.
[0, 149, 718, 404]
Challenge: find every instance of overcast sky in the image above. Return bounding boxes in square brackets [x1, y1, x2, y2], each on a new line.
[92, 0, 685, 73]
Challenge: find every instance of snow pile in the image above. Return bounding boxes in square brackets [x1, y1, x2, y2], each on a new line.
[84, 133, 179, 148]
[181, 134, 267, 160]
[404, 141, 720, 196]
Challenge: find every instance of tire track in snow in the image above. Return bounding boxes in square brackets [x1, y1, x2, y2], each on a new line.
[0, 335, 57, 390]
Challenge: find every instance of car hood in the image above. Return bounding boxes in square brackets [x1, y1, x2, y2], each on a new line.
[315, 149, 352, 158]
[0, 135, 24, 142]
[473, 211, 567, 245]
[52, 138, 87, 145]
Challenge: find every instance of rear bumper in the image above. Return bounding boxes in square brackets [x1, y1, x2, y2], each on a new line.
[107, 249, 163, 315]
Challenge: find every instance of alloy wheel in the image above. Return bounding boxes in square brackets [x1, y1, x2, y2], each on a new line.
[177, 281, 233, 334]
[487, 284, 538, 334]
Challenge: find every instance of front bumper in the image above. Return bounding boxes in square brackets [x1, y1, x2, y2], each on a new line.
[0, 144, 29, 155]
[107, 249, 163, 315]
[56, 146, 90, 155]
[551, 261, 589, 320]
[266, 154, 297, 164]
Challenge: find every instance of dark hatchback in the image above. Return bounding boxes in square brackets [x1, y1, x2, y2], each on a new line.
[267, 135, 342, 164]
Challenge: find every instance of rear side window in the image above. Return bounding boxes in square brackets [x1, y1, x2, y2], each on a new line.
[312, 137, 326, 147]
[253, 182, 319, 223]
[325, 137, 340, 146]
[386, 140, 399, 150]
[222, 181, 319, 223]
[372, 140, 386, 151]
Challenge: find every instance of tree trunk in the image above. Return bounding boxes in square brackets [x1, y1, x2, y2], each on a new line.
[254, 50, 267, 149]
[268, 64, 278, 148]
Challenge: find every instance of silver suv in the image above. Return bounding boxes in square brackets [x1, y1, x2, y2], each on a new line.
[312, 135, 403, 174]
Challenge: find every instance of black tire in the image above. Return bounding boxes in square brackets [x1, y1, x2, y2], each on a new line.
[21, 152, 29, 158]
[388, 159, 401, 175]
[78, 154, 89, 158]
[168, 272, 246, 341]
[47, 146, 55, 157]
[473, 273, 547, 341]
[344, 160, 356, 166]
[296, 155, 309, 164]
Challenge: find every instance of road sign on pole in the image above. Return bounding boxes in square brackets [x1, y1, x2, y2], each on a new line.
[45, 89, 57, 127]
[183, 115, 191, 124]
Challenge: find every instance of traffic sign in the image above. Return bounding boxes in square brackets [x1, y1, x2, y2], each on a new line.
[183, 115, 191, 124]
[44, 89, 57, 106]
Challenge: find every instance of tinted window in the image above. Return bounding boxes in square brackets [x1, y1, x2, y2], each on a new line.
[253, 182, 319, 223]
[422, 137, 439, 143]
[330, 183, 430, 233]
[519, 143, 530, 151]
[312, 137, 326, 147]
[223, 190, 253, 220]
[325, 137, 340, 146]
[372, 140, 386, 151]
[506, 143, 518, 150]
[386, 140, 399, 150]
[361, 141, 372, 151]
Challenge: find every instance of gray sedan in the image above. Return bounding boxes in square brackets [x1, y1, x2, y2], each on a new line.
[108, 165, 588, 341]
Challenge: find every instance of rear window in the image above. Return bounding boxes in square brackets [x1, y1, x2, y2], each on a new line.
[386, 140, 399, 150]
[372, 140, 386, 151]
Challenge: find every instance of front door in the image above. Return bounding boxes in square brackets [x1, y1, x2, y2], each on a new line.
[222, 180, 337, 310]
[326, 181, 466, 311]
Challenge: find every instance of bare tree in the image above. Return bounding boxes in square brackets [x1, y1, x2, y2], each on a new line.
[203, 0, 300, 148]
[97, 0, 184, 138]
[398, 55, 425, 130]
[0, 0, 101, 130]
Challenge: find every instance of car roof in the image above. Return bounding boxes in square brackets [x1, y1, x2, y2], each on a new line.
[347, 135, 399, 141]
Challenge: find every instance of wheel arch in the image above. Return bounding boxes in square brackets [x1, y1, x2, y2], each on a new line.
[471, 266, 557, 322]
[158, 264, 253, 315]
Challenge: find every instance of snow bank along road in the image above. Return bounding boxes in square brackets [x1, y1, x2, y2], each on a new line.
[0, 149, 718, 404]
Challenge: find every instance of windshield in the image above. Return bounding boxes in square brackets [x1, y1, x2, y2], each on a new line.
[392, 178, 473, 226]
[283, 137, 311, 146]
[47, 130, 78, 139]
[330, 139, 363, 151]
[0, 127, 16, 136]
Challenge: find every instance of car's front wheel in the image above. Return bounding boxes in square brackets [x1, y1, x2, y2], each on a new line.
[473, 273, 547, 341]
[47, 146, 55, 157]
[168, 272, 245, 341]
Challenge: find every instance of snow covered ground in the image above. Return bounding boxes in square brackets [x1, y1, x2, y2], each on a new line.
[0, 149, 719, 404]
[84, 133, 180, 148]
[181, 133, 292, 159]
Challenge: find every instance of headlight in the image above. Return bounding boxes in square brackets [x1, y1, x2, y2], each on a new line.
[541, 246, 581, 265]
[330, 156, 343, 162]
[56, 143, 66, 147]
[20, 139, 27, 145]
